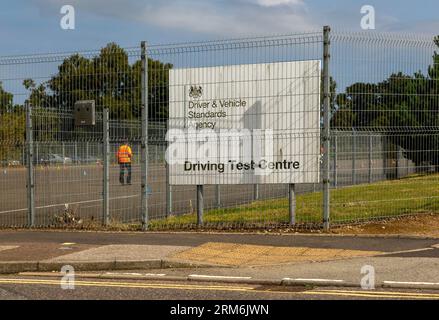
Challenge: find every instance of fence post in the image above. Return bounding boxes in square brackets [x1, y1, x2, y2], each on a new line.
[141, 41, 149, 230]
[166, 161, 172, 217]
[197, 185, 204, 226]
[103, 107, 110, 226]
[74, 142, 78, 163]
[322, 26, 331, 231]
[289, 183, 296, 225]
[155, 144, 158, 163]
[253, 184, 259, 201]
[22, 144, 25, 167]
[216, 185, 221, 208]
[352, 128, 356, 185]
[35, 143, 39, 164]
[216, 142, 221, 208]
[333, 134, 338, 188]
[25, 102, 35, 227]
[382, 136, 387, 179]
[368, 134, 373, 183]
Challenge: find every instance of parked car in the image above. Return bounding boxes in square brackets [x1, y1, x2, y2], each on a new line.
[1, 160, 21, 167]
[39, 154, 72, 165]
[7, 160, 21, 166]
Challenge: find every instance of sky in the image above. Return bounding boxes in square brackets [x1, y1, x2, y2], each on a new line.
[0, 0, 438, 55]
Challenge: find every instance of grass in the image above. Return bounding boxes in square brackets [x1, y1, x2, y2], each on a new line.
[149, 173, 439, 228]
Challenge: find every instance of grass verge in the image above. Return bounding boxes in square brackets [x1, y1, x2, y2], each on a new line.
[149, 173, 439, 229]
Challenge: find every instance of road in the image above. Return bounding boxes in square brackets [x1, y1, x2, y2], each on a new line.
[1, 275, 439, 300]
[0, 164, 292, 226]
[1, 231, 439, 300]
[0, 156, 414, 228]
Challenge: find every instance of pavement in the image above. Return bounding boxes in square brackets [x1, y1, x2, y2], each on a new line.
[0, 230, 439, 294]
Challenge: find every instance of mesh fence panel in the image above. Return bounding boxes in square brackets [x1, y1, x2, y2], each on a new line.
[0, 30, 438, 229]
[329, 32, 439, 225]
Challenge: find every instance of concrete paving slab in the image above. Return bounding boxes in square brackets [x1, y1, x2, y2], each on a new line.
[44, 245, 191, 263]
[0, 246, 19, 252]
[169, 242, 383, 267]
[0, 243, 95, 261]
[101, 256, 439, 287]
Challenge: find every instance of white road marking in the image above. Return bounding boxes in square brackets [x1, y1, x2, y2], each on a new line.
[105, 272, 166, 277]
[384, 281, 439, 286]
[383, 247, 434, 255]
[0, 194, 139, 215]
[188, 274, 252, 280]
[283, 278, 345, 283]
[0, 246, 19, 252]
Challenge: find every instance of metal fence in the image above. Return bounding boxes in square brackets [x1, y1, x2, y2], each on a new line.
[0, 27, 438, 230]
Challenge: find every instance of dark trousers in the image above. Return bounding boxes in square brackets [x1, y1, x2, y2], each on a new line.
[119, 163, 132, 184]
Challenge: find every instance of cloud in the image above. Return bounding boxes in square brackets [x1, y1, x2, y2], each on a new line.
[139, 1, 315, 36]
[379, 18, 439, 36]
[253, 0, 304, 7]
[31, 0, 317, 37]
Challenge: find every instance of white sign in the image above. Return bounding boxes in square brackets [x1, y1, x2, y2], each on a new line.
[167, 60, 321, 185]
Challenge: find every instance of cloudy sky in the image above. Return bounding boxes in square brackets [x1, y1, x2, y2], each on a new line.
[0, 0, 438, 55]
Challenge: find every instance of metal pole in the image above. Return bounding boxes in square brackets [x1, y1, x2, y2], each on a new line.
[25, 102, 35, 227]
[216, 185, 221, 208]
[166, 161, 172, 217]
[141, 41, 149, 230]
[368, 134, 373, 183]
[155, 144, 158, 163]
[197, 185, 204, 226]
[288, 184, 296, 225]
[35, 143, 39, 164]
[74, 141, 78, 164]
[103, 107, 110, 226]
[333, 134, 338, 188]
[352, 128, 356, 185]
[322, 26, 331, 231]
[382, 136, 387, 179]
[253, 184, 259, 201]
[215, 142, 221, 208]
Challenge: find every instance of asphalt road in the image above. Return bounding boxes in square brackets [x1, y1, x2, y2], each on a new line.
[0, 164, 294, 226]
[1, 275, 439, 300]
[0, 158, 412, 228]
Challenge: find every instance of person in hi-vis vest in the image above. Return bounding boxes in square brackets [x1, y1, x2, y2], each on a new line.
[117, 141, 132, 185]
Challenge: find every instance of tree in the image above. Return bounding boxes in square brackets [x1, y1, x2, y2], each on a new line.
[23, 79, 61, 142]
[0, 83, 25, 161]
[46, 42, 172, 120]
[331, 35, 439, 170]
[0, 82, 13, 114]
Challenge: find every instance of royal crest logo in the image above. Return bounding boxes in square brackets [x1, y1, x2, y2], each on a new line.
[189, 85, 203, 98]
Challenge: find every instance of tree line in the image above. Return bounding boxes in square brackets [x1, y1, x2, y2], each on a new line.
[1, 39, 439, 170]
[331, 36, 439, 170]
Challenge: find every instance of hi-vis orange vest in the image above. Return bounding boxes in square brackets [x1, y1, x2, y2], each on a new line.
[117, 145, 132, 164]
